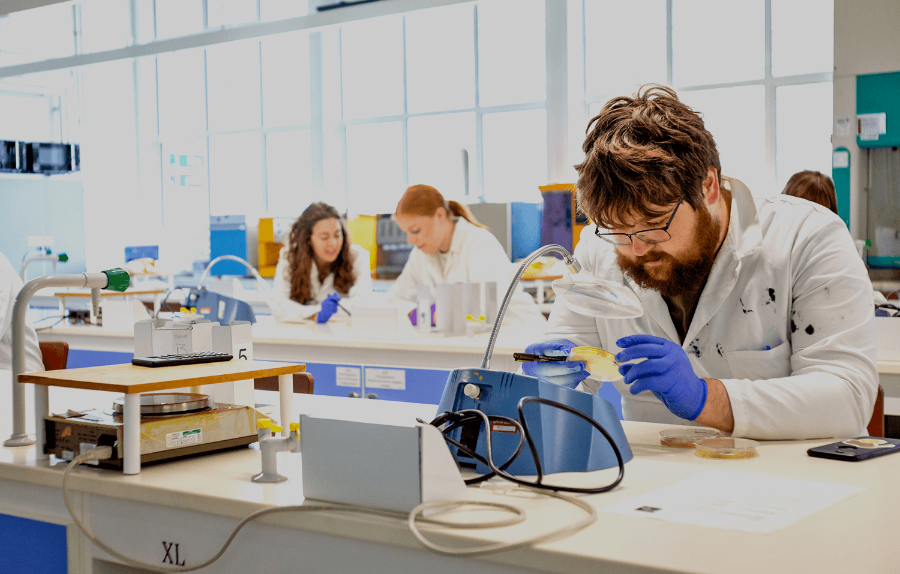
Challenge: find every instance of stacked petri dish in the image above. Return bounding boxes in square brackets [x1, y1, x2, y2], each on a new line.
[659, 427, 723, 448]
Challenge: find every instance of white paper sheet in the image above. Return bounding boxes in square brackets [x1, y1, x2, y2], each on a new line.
[603, 471, 863, 534]
[858, 112, 887, 141]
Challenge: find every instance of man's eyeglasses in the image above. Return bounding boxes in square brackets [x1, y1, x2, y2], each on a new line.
[594, 195, 685, 246]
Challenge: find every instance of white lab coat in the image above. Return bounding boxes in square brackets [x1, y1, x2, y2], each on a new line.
[388, 218, 546, 326]
[268, 243, 373, 322]
[544, 178, 878, 440]
[0, 252, 45, 374]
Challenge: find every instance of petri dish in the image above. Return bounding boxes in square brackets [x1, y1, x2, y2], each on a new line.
[694, 437, 760, 459]
[552, 273, 643, 319]
[659, 427, 722, 448]
[568, 346, 621, 381]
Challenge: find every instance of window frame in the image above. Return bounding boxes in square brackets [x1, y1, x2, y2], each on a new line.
[334, 2, 553, 212]
[0, 0, 836, 267]
[572, 0, 834, 197]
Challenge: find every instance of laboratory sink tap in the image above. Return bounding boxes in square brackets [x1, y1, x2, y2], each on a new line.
[252, 419, 300, 483]
[20, 252, 68, 282]
[4, 268, 130, 448]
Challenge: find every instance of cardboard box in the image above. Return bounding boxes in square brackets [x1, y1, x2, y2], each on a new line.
[208, 321, 254, 406]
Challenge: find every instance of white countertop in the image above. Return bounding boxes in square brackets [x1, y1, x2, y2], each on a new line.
[37, 318, 542, 350]
[2, 366, 900, 574]
[35, 319, 900, 377]
[35, 319, 548, 372]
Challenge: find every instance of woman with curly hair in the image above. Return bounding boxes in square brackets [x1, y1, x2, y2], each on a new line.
[269, 202, 372, 323]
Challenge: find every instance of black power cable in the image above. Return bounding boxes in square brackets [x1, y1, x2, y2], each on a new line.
[155, 287, 191, 318]
[425, 396, 625, 495]
[420, 411, 526, 485]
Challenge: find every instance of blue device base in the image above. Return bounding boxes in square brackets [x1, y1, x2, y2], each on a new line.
[187, 288, 256, 325]
[436, 368, 633, 476]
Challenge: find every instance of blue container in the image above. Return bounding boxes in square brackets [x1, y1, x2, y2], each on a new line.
[209, 215, 247, 276]
[510, 202, 542, 261]
[540, 191, 573, 253]
[436, 368, 632, 476]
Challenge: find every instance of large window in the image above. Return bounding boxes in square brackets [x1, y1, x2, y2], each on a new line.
[579, 0, 834, 196]
[0, 4, 77, 143]
[0, 0, 836, 273]
[332, 0, 548, 215]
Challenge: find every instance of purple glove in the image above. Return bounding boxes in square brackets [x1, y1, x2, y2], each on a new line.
[317, 292, 341, 324]
[521, 339, 589, 389]
[615, 334, 708, 421]
[410, 303, 436, 326]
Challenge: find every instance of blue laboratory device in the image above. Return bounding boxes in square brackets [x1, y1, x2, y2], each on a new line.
[436, 368, 632, 476]
[187, 288, 256, 325]
[434, 243, 637, 476]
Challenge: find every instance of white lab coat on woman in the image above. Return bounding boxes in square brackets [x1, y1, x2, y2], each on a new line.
[388, 218, 546, 326]
[543, 178, 877, 440]
[0, 252, 45, 373]
[268, 243, 372, 322]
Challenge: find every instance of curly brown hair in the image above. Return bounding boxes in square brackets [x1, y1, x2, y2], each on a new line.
[286, 202, 356, 304]
[575, 84, 721, 229]
[782, 170, 838, 214]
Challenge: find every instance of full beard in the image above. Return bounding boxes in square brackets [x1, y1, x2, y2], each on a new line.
[616, 206, 722, 299]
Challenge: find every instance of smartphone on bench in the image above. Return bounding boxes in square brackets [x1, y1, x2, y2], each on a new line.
[807, 437, 900, 462]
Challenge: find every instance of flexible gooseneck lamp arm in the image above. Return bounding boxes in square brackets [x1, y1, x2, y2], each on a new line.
[4, 269, 130, 447]
[481, 244, 581, 370]
[196, 255, 270, 291]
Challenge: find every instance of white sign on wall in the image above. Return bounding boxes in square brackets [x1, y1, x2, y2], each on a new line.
[858, 112, 887, 141]
[365, 368, 406, 390]
[336, 366, 362, 388]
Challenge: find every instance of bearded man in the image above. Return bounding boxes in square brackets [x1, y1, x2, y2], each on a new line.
[524, 85, 877, 440]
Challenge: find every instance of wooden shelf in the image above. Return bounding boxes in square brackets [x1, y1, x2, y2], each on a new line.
[19, 359, 305, 394]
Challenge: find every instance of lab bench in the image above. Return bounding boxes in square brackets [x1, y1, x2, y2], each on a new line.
[2, 383, 899, 574]
[35, 320, 626, 417]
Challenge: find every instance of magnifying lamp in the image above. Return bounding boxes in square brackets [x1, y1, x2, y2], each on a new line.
[436, 244, 642, 476]
[551, 272, 642, 320]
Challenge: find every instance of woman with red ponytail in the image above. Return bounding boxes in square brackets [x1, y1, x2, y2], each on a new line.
[389, 184, 545, 325]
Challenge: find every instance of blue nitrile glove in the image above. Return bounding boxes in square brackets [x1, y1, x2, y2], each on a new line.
[521, 339, 589, 389]
[409, 303, 436, 326]
[615, 334, 708, 421]
[317, 292, 341, 324]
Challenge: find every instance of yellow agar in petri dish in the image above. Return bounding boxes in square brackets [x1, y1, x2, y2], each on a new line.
[694, 437, 760, 459]
[568, 346, 621, 380]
